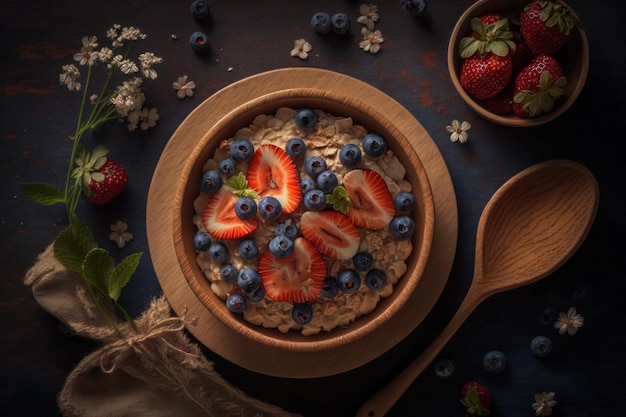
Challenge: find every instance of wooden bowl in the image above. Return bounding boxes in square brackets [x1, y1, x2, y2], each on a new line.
[447, 0, 589, 127]
[172, 88, 435, 352]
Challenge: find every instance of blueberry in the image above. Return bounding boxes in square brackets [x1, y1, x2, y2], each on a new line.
[286, 137, 307, 159]
[237, 267, 261, 293]
[400, 0, 428, 17]
[218, 158, 236, 176]
[539, 307, 557, 326]
[238, 239, 258, 260]
[275, 219, 300, 239]
[189, 31, 211, 54]
[219, 263, 238, 283]
[321, 276, 339, 298]
[389, 215, 414, 240]
[209, 242, 229, 262]
[269, 236, 294, 258]
[530, 336, 553, 357]
[394, 191, 416, 212]
[365, 269, 387, 290]
[230, 139, 255, 162]
[311, 12, 332, 35]
[362, 133, 387, 157]
[295, 108, 318, 129]
[226, 293, 247, 314]
[433, 358, 455, 379]
[300, 178, 316, 193]
[199, 169, 222, 195]
[339, 143, 362, 166]
[337, 269, 361, 294]
[304, 155, 327, 178]
[331, 13, 351, 35]
[258, 196, 282, 221]
[353, 252, 373, 271]
[316, 170, 338, 193]
[190, 0, 211, 21]
[235, 197, 257, 220]
[292, 303, 313, 325]
[193, 231, 212, 251]
[303, 189, 326, 211]
[245, 286, 266, 303]
[483, 350, 506, 374]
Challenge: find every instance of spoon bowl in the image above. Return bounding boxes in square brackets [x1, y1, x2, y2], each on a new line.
[357, 159, 599, 417]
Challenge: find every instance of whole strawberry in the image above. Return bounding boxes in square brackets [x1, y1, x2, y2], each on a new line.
[460, 380, 492, 416]
[484, 81, 515, 115]
[519, 0, 581, 55]
[513, 53, 566, 118]
[460, 52, 513, 100]
[73, 145, 128, 205]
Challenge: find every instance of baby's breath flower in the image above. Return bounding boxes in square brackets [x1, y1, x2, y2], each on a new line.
[290, 38, 313, 60]
[111, 76, 145, 118]
[173, 75, 196, 99]
[138, 107, 159, 130]
[139, 52, 163, 80]
[98, 47, 113, 63]
[59, 64, 81, 91]
[118, 58, 139, 75]
[554, 307, 584, 335]
[357, 4, 379, 30]
[109, 220, 133, 248]
[359, 27, 384, 54]
[445, 119, 471, 143]
[73, 38, 98, 66]
[532, 392, 557, 416]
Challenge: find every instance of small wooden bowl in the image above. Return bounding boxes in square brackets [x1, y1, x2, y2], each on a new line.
[447, 0, 589, 127]
[172, 88, 435, 352]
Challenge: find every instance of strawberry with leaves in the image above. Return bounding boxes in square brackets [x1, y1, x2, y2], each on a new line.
[513, 53, 566, 118]
[460, 381, 492, 416]
[520, 0, 582, 55]
[72, 144, 129, 206]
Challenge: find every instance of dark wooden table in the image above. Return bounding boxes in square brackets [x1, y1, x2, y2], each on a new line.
[2, 0, 624, 416]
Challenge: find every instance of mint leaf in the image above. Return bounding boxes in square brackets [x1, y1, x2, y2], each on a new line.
[108, 252, 142, 301]
[326, 186, 351, 215]
[226, 172, 260, 199]
[21, 183, 65, 206]
[54, 216, 97, 274]
[82, 247, 115, 297]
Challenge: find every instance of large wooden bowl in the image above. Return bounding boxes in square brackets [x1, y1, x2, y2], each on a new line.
[447, 0, 589, 127]
[171, 88, 435, 352]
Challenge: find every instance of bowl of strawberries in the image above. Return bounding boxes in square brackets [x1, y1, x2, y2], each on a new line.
[447, 0, 589, 127]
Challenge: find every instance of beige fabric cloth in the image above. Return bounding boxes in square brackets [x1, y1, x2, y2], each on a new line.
[24, 243, 302, 417]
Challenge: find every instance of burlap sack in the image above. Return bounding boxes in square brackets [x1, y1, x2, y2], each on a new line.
[24, 243, 302, 417]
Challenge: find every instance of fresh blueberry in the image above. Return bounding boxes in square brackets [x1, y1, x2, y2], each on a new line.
[190, 0, 211, 21]
[193, 231, 212, 251]
[530, 336, 553, 357]
[208, 242, 229, 262]
[303, 189, 326, 211]
[433, 358, 455, 379]
[339, 143, 362, 166]
[389, 215, 414, 240]
[483, 350, 506, 374]
[295, 108, 318, 129]
[311, 12, 332, 35]
[352, 252, 373, 271]
[218, 158, 236, 176]
[304, 155, 327, 178]
[362, 133, 387, 157]
[321, 276, 339, 298]
[331, 13, 351, 35]
[539, 307, 558, 326]
[400, 0, 428, 17]
[238, 239, 258, 260]
[235, 197, 257, 220]
[300, 177, 316, 194]
[365, 269, 387, 290]
[285, 137, 307, 159]
[394, 191, 416, 212]
[292, 303, 313, 325]
[237, 267, 262, 293]
[316, 170, 338, 193]
[245, 286, 266, 303]
[275, 219, 300, 239]
[219, 263, 238, 283]
[269, 236, 294, 258]
[199, 169, 222, 195]
[337, 269, 361, 294]
[189, 31, 211, 54]
[226, 293, 246, 314]
[258, 196, 282, 221]
[230, 139, 255, 162]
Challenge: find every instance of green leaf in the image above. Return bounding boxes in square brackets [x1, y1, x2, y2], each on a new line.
[21, 183, 65, 206]
[108, 252, 142, 301]
[54, 216, 98, 274]
[226, 172, 248, 191]
[326, 186, 351, 215]
[82, 247, 115, 297]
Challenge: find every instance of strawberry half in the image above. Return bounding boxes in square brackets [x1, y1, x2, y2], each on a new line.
[300, 210, 360, 260]
[258, 237, 326, 303]
[202, 187, 259, 239]
[460, 380, 492, 416]
[342, 169, 395, 230]
[519, 0, 581, 55]
[247, 143, 301, 214]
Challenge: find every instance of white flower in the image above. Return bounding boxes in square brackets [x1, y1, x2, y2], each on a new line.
[118, 58, 139, 75]
[139, 52, 163, 80]
[109, 220, 133, 248]
[445, 119, 471, 143]
[359, 27, 384, 54]
[173, 75, 196, 99]
[290, 38, 313, 60]
[357, 4, 379, 30]
[59, 64, 81, 91]
[554, 307, 584, 335]
[532, 392, 557, 416]
[97, 47, 113, 63]
[137, 107, 159, 130]
[73, 39, 98, 66]
[111, 76, 145, 118]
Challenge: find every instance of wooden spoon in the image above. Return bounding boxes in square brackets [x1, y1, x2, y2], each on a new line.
[356, 159, 599, 417]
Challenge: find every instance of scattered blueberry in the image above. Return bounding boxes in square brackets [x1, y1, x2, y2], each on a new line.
[400, 0, 428, 17]
[193, 231, 212, 251]
[275, 220, 300, 239]
[337, 269, 361, 294]
[190, 0, 211, 21]
[189, 31, 211, 54]
[530, 336, 553, 357]
[483, 350, 506, 374]
[199, 169, 223, 195]
[209, 242, 229, 262]
[295, 108, 318, 129]
[300, 177, 316, 193]
[219, 263, 238, 283]
[303, 189, 326, 211]
[292, 303, 314, 324]
[235, 197, 257, 220]
[286, 137, 307, 159]
[353, 252, 373, 271]
[218, 158, 236, 176]
[245, 286, 266, 303]
[362, 133, 387, 157]
[239, 239, 259, 260]
[433, 358, 455, 379]
[539, 307, 558, 327]
[226, 293, 247, 313]
[394, 191, 416, 212]
[331, 13, 351, 35]
[230, 139, 255, 162]
[321, 276, 339, 298]
[316, 170, 339, 193]
[258, 196, 282, 221]
[311, 12, 332, 35]
[339, 143, 362, 166]
[237, 267, 262, 293]
[389, 215, 415, 240]
[304, 155, 327, 178]
[269, 236, 295, 258]
[365, 269, 387, 290]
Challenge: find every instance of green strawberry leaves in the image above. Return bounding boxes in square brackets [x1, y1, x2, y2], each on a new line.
[226, 172, 260, 200]
[326, 186, 351, 215]
[459, 17, 516, 58]
[514, 71, 567, 117]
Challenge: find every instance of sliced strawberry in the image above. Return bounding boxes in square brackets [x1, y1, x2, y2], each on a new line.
[258, 237, 326, 303]
[247, 143, 301, 214]
[300, 210, 360, 260]
[201, 187, 258, 239]
[342, 169, 395, 230]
